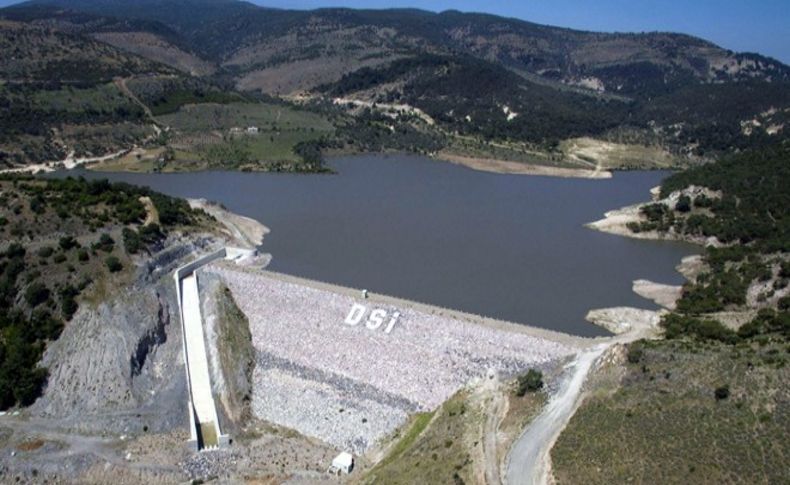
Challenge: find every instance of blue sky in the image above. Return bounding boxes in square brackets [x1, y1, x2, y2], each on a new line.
[1, 0, 787, 63]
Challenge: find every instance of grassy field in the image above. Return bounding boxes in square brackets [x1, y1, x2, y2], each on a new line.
[362, 391, 481, 484]
[120, 101, 334, 171]
[360, 381, 547, 485]
[551, 339, 789, 484]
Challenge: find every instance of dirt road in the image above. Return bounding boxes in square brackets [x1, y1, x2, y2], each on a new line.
[504, 344, 609, 485]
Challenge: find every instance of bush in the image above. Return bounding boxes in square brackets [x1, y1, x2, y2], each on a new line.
[25, 282, 50, 307]
[105, 256, 123, 273]
[661, 313, 739, 344]
[626, 221, 642, 233]
[693, 194, 713, 208]
[122, 227, 142, 254]
[37, 247, 54, 258]
[627, 344, 644, 364]
[738, 309, 790, 339]
[675, 195, 692, 213]
[58, 236, 78, 251]
[714, 385, 730, 401]
[516, 369, 544, 396]
[96, 233, 115, 252]
[59, 285, 79, 321]
[77, 248, 89, 262]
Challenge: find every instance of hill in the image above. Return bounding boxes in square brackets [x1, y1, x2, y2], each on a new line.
[1, 0, 788, 170]
[553, 142, 790, 483]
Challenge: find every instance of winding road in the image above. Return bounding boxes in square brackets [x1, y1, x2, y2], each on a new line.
[505, 343, 609, 485]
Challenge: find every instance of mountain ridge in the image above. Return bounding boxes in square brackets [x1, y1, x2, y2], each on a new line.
[1, 0, 788, 170]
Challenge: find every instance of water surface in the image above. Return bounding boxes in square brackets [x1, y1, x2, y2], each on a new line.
[59, 154, 695, 337]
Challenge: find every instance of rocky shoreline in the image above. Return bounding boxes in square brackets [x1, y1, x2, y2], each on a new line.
[438, 152, 613, 178]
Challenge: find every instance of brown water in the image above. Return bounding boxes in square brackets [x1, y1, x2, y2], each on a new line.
[58, 154, 696, 337]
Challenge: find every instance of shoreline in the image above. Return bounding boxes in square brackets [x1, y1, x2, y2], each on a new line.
[7, 148, 622, 180]
[436, 152, 613, 179]
[188, 198, 269, 249]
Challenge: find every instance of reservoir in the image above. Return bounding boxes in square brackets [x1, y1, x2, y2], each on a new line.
[59, 154, 696, 337]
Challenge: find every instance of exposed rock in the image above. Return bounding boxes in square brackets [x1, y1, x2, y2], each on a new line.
[585, 307, 664, 335]
[632, 279, 683, 310]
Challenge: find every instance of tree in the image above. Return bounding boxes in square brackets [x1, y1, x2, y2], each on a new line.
[675, 195, 692, 213]
[58, 236, 78, 251]
[25, 282, 50, 307]
[516, 369, 544, 396]
[105, 256, 123, 273]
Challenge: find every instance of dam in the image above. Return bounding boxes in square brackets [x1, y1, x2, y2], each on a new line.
[204, 263, 584, 453]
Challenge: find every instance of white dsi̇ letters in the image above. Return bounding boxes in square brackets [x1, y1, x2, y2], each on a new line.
[366, 309, 387, 330]
[344, 303, 367, 326]
[344, 304, 400, 334]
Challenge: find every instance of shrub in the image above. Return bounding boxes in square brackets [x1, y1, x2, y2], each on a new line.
[627, 344, 644, 364]
[516, 369, 544, 396]
[122, 227, 142, 254]
[661, 314, 739, 344]
[96, 233, 115, 252]
[105, 256, 123, 273]
[626, 221, 642, 233]
[25, 282, 50, 307]
[77, 249, 89, 262]
[714, 385, 730, 401]
[0, 216, 7, 227]
[738, 309, 790, 339]
[693, 194, 713, 208]
[53, 253, 67, 264]
[59, 285, 79, 321]
[37, 247, 54, 258]
[58, 236, 78, 251]
[675, 195, 692, 213]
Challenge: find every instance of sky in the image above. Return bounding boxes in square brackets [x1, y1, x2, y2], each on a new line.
[0, 0, 787, 63]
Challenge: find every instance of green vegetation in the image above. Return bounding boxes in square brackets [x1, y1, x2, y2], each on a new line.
[155, 101, 334, 171]
[0, 174, 210, 409]
[364, 392, 479, 484]
[572, 143, 790, 482]
[661, 145, 790, 251]
[104, 256, 123, 273]
[515, 369, 544, 396]
[552, 339, 789, 484]
[3, 2, 788, 171]
[628, 144, 789, 322]
[215, 286, 255, 423]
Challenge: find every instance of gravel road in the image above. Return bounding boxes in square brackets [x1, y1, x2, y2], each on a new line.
[505, 344, 609, 485]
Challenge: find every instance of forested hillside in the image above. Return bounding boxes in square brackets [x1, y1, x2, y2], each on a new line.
[0, 175, 209, 408]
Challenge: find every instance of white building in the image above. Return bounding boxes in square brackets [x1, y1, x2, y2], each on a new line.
[329, 452, 354, 475]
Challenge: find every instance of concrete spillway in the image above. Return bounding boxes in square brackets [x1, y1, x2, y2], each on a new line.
[174, 249, 232, 451]
[180, 273, 223, 449]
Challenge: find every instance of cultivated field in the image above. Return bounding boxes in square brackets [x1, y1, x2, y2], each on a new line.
[156, 102, 334, 169]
